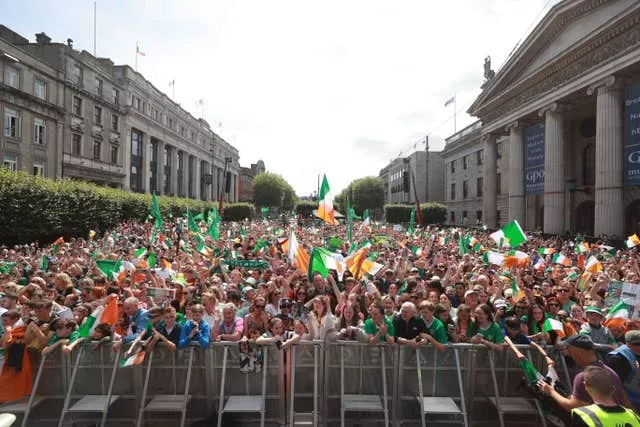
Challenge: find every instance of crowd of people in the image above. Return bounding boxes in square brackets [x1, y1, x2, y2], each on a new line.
[0, 214, 639, 426]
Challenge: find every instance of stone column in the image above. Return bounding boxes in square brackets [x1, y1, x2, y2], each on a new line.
[157, 140, 166, 195]
[587, 76, 624, 238]
[142, 134, 150, 194]
[123, 128, 132, 191]
[182, 153, 190, 198]
[193, 159, 201, 200]
[539, 103, 565, 235]
[482, 134, 498, 229]
[170, 147, 178, 197]
[506, 121, 525, 224]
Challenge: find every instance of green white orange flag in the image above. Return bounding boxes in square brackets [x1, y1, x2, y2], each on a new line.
[360, 209, 371, 232]
[575, 242, 590, 254]
[316, 175, 339, 225]
[96, 259, 123, 279]
[308, 247, 339, 280]
[605, 301, 629, 328]
[489, 220, 527, 248]
[346, 246, 383, 280]
[577, 271, 591, 291]
[288, 230, 309, 274]
[538, 248, 555, 255]
[584, 255, 602, 274]
[482, 251, 506, 266]
[120, 351, 146, 367]
[626, 234, 640, 248]
[542, 318, 565, 338]
[552, 253, 571, 266]
[150, 192, 163, 229]
[78, 296, 118, 338]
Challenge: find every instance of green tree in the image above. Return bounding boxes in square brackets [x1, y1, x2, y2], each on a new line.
[253, 172, 297, 210]
[350, 176, 385, 215]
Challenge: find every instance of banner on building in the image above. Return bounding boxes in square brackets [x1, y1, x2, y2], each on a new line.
[624, 83, 640, 187]
[524, 123, 545, 195]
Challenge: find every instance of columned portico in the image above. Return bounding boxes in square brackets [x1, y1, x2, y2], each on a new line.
[157, 140, 166, 196]
[142, 134, 150, 194]
[540, 103, 565, 235]
[482, 134, 498, 229]
[193, 159, 201, 200]
[506, 121, 525, 224]
[170, 148, 178, 197]
[587, 76, 624, 238]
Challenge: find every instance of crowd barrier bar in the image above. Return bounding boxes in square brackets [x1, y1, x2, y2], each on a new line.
[1, 341, 574, 426]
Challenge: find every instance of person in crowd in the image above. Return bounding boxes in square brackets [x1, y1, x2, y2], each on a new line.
[569, 366, 640, 427]
[418, 301, 448, 344]
[538, 334, 630, 411]
[393, 302, 443, 351]
[178, 304, 210, 349]
[468, 304, 504, 351]
[605, 329, 640, 412]
[363, 304, 394, 345]
[503, 316, 531, 345]
[580, 306, 617, 357]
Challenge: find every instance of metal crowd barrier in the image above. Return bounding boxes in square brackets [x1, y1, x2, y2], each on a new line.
[0, 341, 574, 426]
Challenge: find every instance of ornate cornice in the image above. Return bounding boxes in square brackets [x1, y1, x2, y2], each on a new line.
[478, 10, 640, 125]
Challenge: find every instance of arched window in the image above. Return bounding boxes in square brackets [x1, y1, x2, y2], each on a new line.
[583, 143, 595, 186]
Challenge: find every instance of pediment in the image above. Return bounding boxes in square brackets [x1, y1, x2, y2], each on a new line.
[469, 0, 639, 117]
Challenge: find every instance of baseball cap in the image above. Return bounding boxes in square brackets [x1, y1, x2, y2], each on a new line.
[585, 306, 604, 318]
[625, 330, 640, 345]
[464, 290, 478, 299]
[245, 277, 257, 286]
[558, 334, 594, 350]
[493, 299, 508, 309]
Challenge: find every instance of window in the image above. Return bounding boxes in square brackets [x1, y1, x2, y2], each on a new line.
[477, 149, 484, 165]
[180, 125, 186, 136]
[33, 160, 44, 176]
[477, 177, 483, 197]
[189, 130, 195, 141]
[462, 211, 468, 223]
[497, 142, 503, 159]
[3, 154, 17, 171]
[476, 210, 483, 221]
[33, 118, 45, 145]
[4, 65, 19, 88]
[4, 108, 20, 137]
[95, 77, 103, 96]
[111, 114, 119, 132]
[168, 117, 174, 129]
[34, 78, 47, 100]
[131, 130, 142, 156]
[450, 211, 456, 224]
[94, 106, 102, 125]
[583, 143, 595, 186]
[496, 210, 501, 226]
[450, 183, 456, 200]
[93, 139, 101, 160]
[72, 96, 83, 116]
[112, 88, 119, 105]
[463, 180, 468, 199]
[463, 155, 469, 170]
[72, 134, 81, 156]
[450, 160, 456, 174]
[110, 145, 118, 164]
[496, 173, 502, 195]
[73, 64, 82, 85]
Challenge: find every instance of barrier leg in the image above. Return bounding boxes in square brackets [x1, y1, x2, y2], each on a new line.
[260, 347, 268, 427]
[135, 350, 155, 427]
[313, 343, 319, 427]
[487, 350, 505, 427]
[57, 346, 85, 427]
[216, 346, 228, 427]
[340, 344, 345, 427]
[288, 346, 296, 427]
[381, 347, 389, 427]
[99, 347, 121, 427]
[454, 348, 469, 427]
[20, 351, 48, 427]
[416, 348, 425, 427]
[526, 349, 547, 427]
[179, 347, 195, 427]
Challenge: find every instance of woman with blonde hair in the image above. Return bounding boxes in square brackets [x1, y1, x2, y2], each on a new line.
[306, 296, 336, 341]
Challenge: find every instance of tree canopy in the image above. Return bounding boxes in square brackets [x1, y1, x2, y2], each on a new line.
[253, 172, 297, 210]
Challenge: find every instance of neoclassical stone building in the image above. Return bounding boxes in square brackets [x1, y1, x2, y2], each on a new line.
[465, 0, 640, 238]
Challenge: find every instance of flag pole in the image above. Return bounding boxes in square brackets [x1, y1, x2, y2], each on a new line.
[454, 95, 457, 133]
[135, 42, 138, 72]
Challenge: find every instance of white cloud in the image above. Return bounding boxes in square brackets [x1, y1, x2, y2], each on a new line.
[5, 0, 557, 195]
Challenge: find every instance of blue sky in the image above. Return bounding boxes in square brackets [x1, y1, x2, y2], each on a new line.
[3, 0, 557, 196]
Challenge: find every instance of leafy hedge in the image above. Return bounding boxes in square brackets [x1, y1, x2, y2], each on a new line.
[222, 203, 255, 222]
[0, 168, 254, 245]
[295, 201, 316, 217]
[384, 203, 447, 224]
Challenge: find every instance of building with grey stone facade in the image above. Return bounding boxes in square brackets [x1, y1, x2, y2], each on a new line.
[0, 25, 240, 201]
[442, 121, 509, 226]
[1, 27, 64, 179]
[379, 150, 444, 204]
[465, 0, 640, 238]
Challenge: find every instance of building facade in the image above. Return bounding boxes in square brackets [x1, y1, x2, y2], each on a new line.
[1, 27, 64, 179]
[442, 121, 510, 226]
[0, 26, 240, 201]
[238, 160, 266, 203]
[466, 0, 640, 238]
[379, 151, 444, 204]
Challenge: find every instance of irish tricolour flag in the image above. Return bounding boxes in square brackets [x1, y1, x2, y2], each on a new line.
[543, 318, 565, 338]
[552, 253, 571, 266]
[288, 230, 309, 274]
[584, 255, 603, 274]
[78, 295, 118, 338]
[489, 220, 527, 248]
[316, 175, 339, 225]
[604, 301, 629, 328]
[626, 234, 640, 248]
